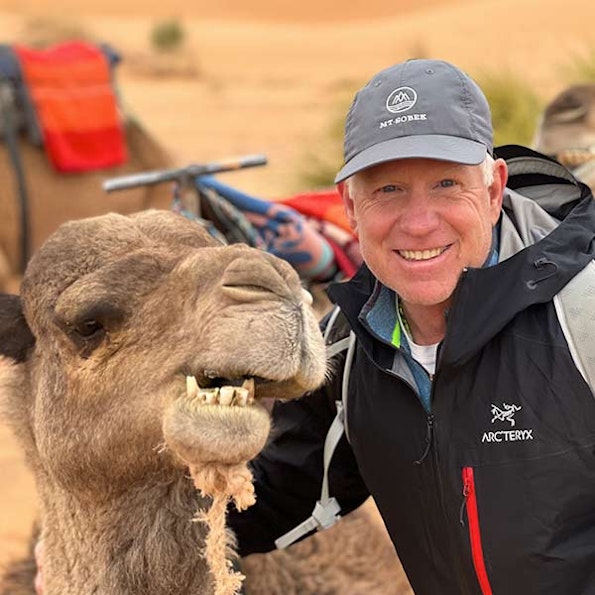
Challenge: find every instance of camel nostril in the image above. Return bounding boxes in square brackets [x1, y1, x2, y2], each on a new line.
[221, 254, 292, 300]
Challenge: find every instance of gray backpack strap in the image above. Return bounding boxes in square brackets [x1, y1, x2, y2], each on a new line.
[323, 305, 342, 341]
[274, 404, 344, 549]
[553, 260, 595, 392]
[275, 309, 357, 549]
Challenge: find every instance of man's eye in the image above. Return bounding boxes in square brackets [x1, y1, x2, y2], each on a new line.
[438, 179, 456, 188]
[380, 185, 397, 193]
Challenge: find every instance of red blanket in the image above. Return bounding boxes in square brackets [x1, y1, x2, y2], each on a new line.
[279, 189, 353, 233]
[13, 41, 127, 172]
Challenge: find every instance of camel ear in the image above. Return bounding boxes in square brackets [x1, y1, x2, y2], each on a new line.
[0, 294, 35, 363]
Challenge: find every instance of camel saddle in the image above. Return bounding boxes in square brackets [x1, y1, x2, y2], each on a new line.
[0, 41, 125, 272]
[0, 41, 126, 172]
[0, 42, 122, 145]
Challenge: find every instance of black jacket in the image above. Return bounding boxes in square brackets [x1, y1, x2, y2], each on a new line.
[230, 148, 595, 595]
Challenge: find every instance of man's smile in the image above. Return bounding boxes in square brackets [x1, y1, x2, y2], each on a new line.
[397, 245, 450, 261]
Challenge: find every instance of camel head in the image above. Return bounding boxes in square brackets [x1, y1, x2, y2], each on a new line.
[0, 210, 327, 497]
[533, 84, 595, 171]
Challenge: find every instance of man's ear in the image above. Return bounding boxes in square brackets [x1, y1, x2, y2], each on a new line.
[489, 158, 508, 225]
[337, 181, 357, 234]
[0, 294, 35, 363]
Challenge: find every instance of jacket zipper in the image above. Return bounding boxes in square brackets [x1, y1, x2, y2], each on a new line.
[414, 414, 434, 464]
[461, 467, 493, 595]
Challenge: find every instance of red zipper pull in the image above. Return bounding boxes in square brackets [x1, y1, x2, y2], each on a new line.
[460, 470, 471, 526]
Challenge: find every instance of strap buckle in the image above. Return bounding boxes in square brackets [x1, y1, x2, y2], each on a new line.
[274, 497, 341, 549]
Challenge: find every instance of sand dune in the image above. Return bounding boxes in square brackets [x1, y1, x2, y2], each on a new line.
[0, 0, 594, 198]
[8, 0, 469, 22]
[1, 0, 595, 575]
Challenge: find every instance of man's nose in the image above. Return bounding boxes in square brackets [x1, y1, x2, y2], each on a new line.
[397, 193, 440, 236]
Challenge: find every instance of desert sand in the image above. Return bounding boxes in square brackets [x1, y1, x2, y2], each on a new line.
[1, 0, 595, 578]
[1, 0, 595, 198]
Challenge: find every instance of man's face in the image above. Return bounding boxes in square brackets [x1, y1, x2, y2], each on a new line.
[342, 157, 507, 309]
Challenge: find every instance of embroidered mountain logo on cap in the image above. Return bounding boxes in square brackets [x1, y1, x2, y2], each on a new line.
[386, 86, 417, 114]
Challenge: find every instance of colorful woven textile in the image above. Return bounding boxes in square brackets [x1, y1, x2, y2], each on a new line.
[195, 176, 339, 281]
[13, 41, 127, 172]
[278, 189, 362, 278]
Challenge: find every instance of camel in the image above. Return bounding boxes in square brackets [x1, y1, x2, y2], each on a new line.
[0, 118, 174, 293]
[532, 83, 595, 191]
[0, 209, 325, 594]
[0, 210, 412, 594]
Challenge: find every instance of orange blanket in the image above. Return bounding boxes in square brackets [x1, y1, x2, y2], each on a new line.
[13, 41, 127, 172]
[279, 189, 353, 233]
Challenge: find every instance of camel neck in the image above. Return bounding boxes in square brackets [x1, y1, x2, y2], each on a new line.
[40, 474, 213, 595]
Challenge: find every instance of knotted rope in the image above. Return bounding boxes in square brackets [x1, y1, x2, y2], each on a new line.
[189, 462, 256, 595]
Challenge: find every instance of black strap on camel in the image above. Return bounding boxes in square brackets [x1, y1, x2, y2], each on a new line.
[0, 79, 31, 274]
[0, 44, 40, 275]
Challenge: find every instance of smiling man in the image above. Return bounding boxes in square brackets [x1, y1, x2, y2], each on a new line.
[335, 60, 508, 348]
[342, 156, 506, 345]
[228, 59, 595, 595]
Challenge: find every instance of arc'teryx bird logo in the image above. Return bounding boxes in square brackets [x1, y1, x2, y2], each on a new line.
[482, 402, 533, 444]
[491, 403, 522, 427]
[386, 86, 417, 113]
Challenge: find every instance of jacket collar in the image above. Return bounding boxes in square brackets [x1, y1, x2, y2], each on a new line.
[328, 173, 595, 369]
[441, 191, 595, 367]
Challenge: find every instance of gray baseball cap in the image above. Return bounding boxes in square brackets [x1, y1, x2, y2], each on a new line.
[335, 59, 493, 183]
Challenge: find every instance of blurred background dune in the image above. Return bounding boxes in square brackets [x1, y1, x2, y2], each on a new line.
[1, 0, 595, 573]
[1, 0, 595, 198]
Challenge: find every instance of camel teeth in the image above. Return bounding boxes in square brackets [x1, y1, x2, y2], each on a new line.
[235, 387, 249, 407]
[202, 388, 218, 404]
[186, 375, 200, 399]
[183, 381, 256, 408]
[219, 386, 234, 406]
[241, 377, 255, 401]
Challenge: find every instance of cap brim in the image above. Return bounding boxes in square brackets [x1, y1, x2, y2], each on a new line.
[334, 135, 488, 183]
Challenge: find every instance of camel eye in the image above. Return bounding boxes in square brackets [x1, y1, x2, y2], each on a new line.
[67, 303, 121, 355]
[55, 297, 126, 357]
[61, 316, 107, 358]
[73, 319, 104, 339]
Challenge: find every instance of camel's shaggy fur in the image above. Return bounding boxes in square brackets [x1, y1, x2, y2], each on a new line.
[0, 210, 328, 594]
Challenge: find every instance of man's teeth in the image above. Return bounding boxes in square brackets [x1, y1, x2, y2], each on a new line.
[185, 376, 255, 407]
[399, 247, 446, 261]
